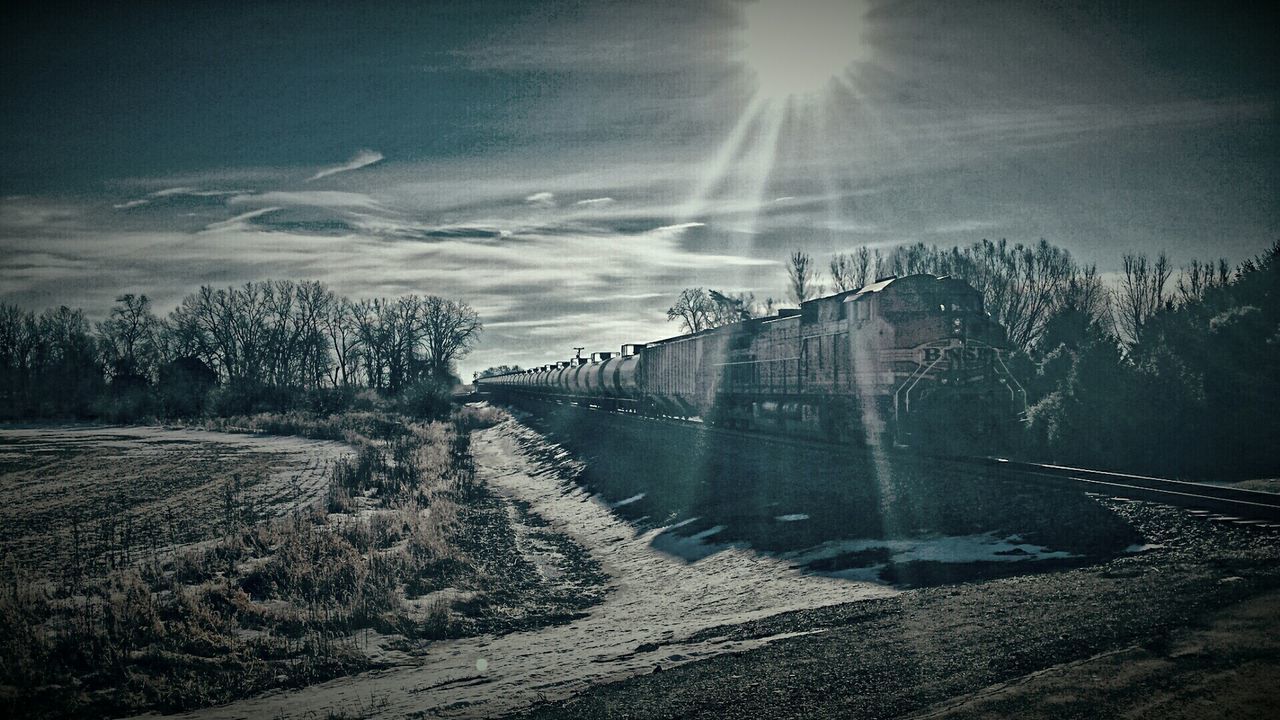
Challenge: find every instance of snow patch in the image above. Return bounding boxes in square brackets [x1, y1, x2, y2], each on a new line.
[785, 532, 1077, 570]
[613, 493, 646, 507]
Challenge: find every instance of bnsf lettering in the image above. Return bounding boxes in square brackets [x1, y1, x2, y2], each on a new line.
[920, 346, 994, 368]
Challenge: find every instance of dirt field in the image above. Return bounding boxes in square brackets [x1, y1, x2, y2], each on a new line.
[0, 426, 352, 575]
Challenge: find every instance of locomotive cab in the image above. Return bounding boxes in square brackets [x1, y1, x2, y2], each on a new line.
[864, 275, 1024, 450]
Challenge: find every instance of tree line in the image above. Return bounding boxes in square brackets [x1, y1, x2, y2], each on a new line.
[669, 240, 1109, 355]
[0, 280, 482, 421]
[664, 238, 1279, 478]
[1025, 241, 1278, 478]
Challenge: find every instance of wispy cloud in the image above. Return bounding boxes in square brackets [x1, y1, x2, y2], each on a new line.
[524, 191, 557, 208]
[113, 187, 246, 210]
[308, 149, 385, 182]
[200, 207, 282, 233]
[153, 187, 244, 198]
[574, 197, 616, 207]
[929, 219, 1001, 235]
[229, 191, 385, 211]
[653, 221, 705, 233]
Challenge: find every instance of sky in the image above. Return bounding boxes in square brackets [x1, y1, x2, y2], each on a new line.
[1, 0, 1276, 377]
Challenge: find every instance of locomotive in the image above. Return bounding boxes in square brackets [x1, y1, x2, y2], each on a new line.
[475, 274, 1026, 450]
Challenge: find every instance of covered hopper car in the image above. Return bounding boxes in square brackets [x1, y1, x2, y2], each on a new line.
[476, 274, 1026, 449]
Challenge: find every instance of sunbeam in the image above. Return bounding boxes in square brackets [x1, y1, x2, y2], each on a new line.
[679, 94, 770, 222]
[683, 0, 879, 239]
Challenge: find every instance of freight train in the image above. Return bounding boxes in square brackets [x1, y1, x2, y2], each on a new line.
[475, 274, 1026, 449]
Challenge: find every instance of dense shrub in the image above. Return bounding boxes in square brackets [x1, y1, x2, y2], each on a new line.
[1026, 241, 1279, 478]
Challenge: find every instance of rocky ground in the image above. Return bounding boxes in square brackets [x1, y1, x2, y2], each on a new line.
[510, 499, 1280, 719]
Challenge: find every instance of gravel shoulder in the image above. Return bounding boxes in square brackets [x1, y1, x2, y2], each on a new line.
[909, 589, 1280, 720]
[510, 500, 1280, 719]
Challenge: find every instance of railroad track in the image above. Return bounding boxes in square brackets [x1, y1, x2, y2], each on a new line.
[950, 457, 1280, 523]
[476, 395, 1280, 524]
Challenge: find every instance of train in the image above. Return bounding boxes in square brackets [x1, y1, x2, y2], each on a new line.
[475, 273, 1027, 450]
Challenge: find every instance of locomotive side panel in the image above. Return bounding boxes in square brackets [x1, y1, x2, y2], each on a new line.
[747, 315, 801, 396]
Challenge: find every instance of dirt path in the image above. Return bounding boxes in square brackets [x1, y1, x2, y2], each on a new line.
[157, 417, 893, 720]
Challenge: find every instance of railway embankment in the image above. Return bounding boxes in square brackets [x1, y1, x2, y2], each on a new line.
[510, 490, 1280, 719]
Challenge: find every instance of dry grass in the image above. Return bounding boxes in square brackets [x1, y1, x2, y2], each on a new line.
[0, 407, 521, 719]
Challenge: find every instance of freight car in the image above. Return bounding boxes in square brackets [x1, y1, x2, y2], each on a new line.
[476, 274, 1026, 449]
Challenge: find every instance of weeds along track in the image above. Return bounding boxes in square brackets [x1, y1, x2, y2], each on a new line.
[0, 426, 351, 575]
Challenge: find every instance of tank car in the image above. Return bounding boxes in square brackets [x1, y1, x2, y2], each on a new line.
[475, 274, 1025, 450]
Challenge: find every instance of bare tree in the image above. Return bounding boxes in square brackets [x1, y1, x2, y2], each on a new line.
[0, 303, 39, 408]
[321, 295, 362, 387]
[1117, 251, 1172, 345]
[787, 250, 821, 305]
[352, 298, 389, 390]
[667, 288, 714, 333]
[169, 280, 338, 391]
[382, 295, 424, 393]
[855, 246, 873, 286]
[97, 294, 160, 381]
[830, 246, 876, 292]
[1175, 258, 1230, 305]
[829, 254, 857, 292]
[419, 296, 482, 383]
[1062, 263, 1112, 331]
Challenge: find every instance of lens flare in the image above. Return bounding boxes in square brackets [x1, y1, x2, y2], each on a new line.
[739, 0, 870, 101]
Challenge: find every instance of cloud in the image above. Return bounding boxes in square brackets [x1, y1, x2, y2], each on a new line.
[653, 221, 705, 233]
[0, 196, 83, 230]
[4, 193, 786, 381]
[200, 207, 282, 233]
[574, 197, 616, 207]
[524, 192, 557, 208]
[929, 220, 1001, 234]
[228, 191, 385, 211]
[113, 187, 247, 211]
[308, 149, 385, 181]
[153, 187, 244, 198]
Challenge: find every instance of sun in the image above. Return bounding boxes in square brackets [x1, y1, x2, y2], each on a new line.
[739, 0, 871, 101]
[678, 0, 875, 224]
